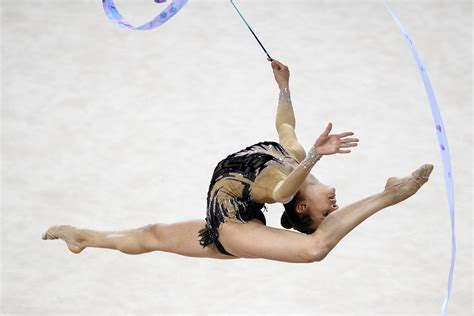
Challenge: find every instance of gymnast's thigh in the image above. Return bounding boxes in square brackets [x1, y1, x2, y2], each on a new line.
[218, 219, 317, 263]
[159, 219, 237, 260]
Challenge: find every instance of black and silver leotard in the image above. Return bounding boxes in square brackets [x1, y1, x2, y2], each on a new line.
[198, 141, 297, 256]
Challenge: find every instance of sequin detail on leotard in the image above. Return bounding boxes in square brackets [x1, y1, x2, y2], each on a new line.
[299, 146, 322, 169]
[198, 141, 293, 255]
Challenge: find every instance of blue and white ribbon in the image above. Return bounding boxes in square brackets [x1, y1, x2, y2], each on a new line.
[384, 3, 456, 315]
[102, 0, 188, 30]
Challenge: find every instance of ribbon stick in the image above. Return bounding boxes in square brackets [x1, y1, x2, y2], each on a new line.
[230, 0, 273, 61]
[384, 3, 456, 315]
[102, 0, 188, 30]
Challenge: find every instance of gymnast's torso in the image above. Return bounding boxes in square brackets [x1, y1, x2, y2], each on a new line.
[198, 141, 300, 252]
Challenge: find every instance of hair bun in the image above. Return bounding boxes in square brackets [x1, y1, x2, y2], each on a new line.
[280, 211, 294, 229]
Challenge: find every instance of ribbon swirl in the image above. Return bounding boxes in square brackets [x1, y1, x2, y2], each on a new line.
[384, 3, 456, 315]
[102, 0, 188, 30]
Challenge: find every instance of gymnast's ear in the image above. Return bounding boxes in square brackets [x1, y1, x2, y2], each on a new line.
[296, 200, 308, 214]
[280, 211, 293, 229]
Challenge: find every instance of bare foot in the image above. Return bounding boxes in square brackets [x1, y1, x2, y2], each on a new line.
[384, 164, 434, 204]
[42, 225, 85, 254]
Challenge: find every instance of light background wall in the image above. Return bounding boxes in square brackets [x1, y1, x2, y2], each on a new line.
[2, 0, 472, 315]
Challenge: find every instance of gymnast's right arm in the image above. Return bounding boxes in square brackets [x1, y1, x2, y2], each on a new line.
[273, 123, 357, 203]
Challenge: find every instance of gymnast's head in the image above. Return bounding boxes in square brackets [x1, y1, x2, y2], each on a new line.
[281, 178, 338, 234]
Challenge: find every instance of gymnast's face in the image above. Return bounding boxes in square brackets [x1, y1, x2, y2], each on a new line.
[300, 179, 338, 228]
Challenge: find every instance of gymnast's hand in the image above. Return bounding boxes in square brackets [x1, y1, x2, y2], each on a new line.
[271, 60, 290, 89]
[313, 123, 359, 155]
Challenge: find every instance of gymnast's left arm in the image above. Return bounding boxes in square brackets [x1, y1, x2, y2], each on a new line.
[272, 60, 306, 162]
[272, 123, 359, 203]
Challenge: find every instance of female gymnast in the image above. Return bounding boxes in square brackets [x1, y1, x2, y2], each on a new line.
[42, 60, 433, 263]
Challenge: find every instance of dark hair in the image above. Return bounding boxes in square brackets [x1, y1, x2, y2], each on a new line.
[281, 197, 316, 234]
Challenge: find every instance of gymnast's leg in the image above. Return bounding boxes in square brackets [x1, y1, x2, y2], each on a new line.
[313, 164, 434, 257]
[42, 220, 236, 260]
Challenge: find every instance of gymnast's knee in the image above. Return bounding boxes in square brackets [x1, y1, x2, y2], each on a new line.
[113, 225, 164, 254]
[136, 223, 168, 252]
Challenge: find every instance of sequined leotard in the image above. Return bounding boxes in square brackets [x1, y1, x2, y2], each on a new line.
[198, 141, 299, 256]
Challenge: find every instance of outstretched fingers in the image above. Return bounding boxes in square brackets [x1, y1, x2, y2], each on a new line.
[341, 137, 359, 143]
[340, 142, 358, 148]
[337, 149, 352, 154]
[340, 137, 359, 146]
[322, 122, 333, 136]
[315, 123, 359, 156]
[337, 134, 359, 153]
[336, 132, 355, 138]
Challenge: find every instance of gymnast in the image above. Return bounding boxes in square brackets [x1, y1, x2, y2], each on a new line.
[42, 60, 433, 263]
